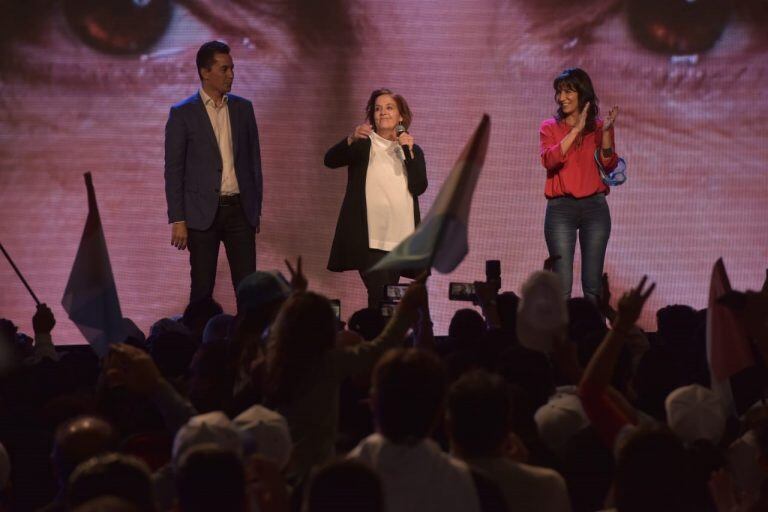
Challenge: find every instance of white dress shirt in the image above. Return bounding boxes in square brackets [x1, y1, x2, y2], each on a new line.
[199, 88, 239, 196]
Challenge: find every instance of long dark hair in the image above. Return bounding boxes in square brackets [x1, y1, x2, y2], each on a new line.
[553, 68, 599, 133]
[264, 292, 337, 406]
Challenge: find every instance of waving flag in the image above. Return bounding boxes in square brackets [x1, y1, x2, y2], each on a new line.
[706, 258, 756, 414]
[62, 173, 126, 357]
[372, 114, 490, 273]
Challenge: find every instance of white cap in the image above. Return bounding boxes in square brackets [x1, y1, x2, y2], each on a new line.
[516, 271, 568, 353]
[172, 412, 243, 467]
[665, 384, 726, 445]
[233, 405, 292, 469]
[534, 388, 590, 453]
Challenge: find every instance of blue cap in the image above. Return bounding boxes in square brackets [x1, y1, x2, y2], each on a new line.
[236, 271, 291, 313]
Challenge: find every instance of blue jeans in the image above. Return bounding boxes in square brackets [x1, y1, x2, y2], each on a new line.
[544, 193, 611, 303]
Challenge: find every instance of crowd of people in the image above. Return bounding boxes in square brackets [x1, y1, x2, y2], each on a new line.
[0, 258, 767, 512]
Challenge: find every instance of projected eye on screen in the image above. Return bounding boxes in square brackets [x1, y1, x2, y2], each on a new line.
[1, 0, 766, 344]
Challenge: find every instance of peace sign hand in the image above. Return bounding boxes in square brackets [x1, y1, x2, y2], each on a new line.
[615, 275, 655, 331]
[284, 256, 308, 292]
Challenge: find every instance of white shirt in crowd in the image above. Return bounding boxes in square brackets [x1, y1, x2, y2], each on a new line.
[465, 456, 572, 512]
[365, 131, 415, 251]
[349, 433, 481, 512]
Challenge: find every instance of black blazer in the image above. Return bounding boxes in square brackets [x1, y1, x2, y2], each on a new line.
[324, 137, 427, 272]
[165, 93, 263, 230]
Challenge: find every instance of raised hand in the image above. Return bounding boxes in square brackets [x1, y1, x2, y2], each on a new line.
[603, 105, 619, 131]
[396, 272, 429, 323]
[473, 280, 497, 309]
[284, 256, 307, 292]
[348, 122, 373, 144]
[615, 276, 655, 331]
[575, 102, 590, 133]
[32, 303, 56, 334]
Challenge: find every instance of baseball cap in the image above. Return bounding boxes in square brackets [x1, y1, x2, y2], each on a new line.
[236, 271, 291, 313]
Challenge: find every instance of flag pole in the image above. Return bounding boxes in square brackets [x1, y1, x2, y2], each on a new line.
[0, 242, 41, 305]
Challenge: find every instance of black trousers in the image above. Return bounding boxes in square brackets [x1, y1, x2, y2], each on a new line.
[187, 196, 256, 303]
[359, 249, 401, 309]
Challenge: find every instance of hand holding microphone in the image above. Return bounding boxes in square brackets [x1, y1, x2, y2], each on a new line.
[395, 123, 414, 161]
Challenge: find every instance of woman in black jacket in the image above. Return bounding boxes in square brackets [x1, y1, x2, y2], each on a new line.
[324, 88, 427, 308]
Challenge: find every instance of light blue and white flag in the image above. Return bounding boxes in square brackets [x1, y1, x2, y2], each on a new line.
[62, 172, 126, 357]
[372, 114, 490, 273]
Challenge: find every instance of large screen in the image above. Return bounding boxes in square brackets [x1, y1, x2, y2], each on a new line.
[1, 0, 766, 344]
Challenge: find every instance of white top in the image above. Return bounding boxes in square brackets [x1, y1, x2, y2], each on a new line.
[464, 456, 572, 512]
[349, 433, 481, 512]
[199, 89, 239, 195]
[365, 131, 415, 251]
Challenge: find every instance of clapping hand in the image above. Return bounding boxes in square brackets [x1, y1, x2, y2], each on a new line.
[575, 102, 590, 133]
[603, 105, 619, 131]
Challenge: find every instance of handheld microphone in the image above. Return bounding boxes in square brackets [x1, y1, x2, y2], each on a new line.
[395, 124, 411, 161]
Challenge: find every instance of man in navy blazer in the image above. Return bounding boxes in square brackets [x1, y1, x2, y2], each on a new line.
[165, 41, 263, 304]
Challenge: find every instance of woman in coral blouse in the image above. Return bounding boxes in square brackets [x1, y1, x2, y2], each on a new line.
[539, 68, 620, 303]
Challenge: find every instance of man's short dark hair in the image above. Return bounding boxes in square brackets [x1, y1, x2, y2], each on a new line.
[305, 459, 383, 512]
[176, 444, 245, 512]
[67, 453, 156, 511]
[196, 41, 230, 81]
[372, 349, 446, 444]
[614, 426, 704, 512]
[448, 370, 512, 458]
[53, 416, 117, 487]
[448, 308, 485, 343]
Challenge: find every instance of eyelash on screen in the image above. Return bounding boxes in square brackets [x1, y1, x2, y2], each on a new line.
[507, 0, 765, 91]
[0, 0, 357, 86]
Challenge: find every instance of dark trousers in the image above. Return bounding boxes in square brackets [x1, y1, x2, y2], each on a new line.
[359, 249, 401, 309]
[544, 193, 611, 303]
[187, 196, 256, 303]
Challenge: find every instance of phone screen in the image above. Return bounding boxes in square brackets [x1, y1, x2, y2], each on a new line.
[330, 299, 341, 320]
[449, 282, 476, 301]
[384, 284, 409, 300]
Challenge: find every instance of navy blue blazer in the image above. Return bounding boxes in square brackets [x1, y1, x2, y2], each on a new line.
[164, 92, 263, 231]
